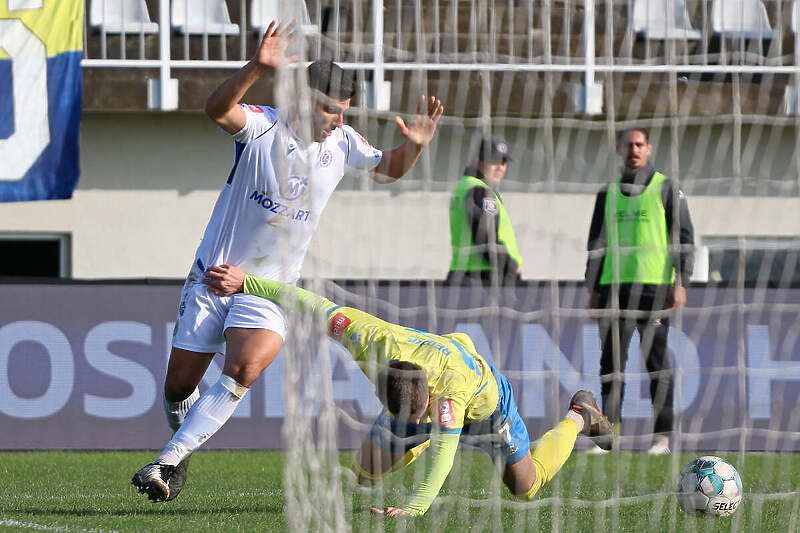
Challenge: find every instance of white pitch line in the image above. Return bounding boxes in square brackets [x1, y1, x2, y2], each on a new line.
[0, 518, 118, 533]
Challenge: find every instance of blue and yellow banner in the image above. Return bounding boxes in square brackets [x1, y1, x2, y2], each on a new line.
[0, 0, 82, 202]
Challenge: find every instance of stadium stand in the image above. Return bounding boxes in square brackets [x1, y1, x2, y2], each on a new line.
[79, 1, 798, 117]
[711, 0, 775, 39]
[250, 0, 318, 37]
[631, 0, 702, 40]
[89, 0, 158, 34]
[171, 0, 240, 35]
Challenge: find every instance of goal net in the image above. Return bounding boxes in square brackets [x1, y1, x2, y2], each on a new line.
[266, 1, 800, 531]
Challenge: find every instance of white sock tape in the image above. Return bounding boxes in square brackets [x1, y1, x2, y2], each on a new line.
[219, 374, 249, 399]
[565, 410, 585, 433]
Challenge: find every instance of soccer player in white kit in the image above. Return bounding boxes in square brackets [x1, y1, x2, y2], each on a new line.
[131, 21, 444, 503]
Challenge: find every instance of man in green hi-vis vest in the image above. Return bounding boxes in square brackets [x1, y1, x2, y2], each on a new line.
[447, 136, 523, 285]
[585, 128, 695, 456]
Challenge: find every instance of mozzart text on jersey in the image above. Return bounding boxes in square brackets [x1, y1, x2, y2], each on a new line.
[249, 190, 310, 222]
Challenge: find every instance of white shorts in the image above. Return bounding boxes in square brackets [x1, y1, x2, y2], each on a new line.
[172, 274, 287, 354]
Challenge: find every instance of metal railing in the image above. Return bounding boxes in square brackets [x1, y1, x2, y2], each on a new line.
[80, 1, 800, 110]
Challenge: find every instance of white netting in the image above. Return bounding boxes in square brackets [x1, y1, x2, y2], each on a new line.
[114, 1, 798, 531]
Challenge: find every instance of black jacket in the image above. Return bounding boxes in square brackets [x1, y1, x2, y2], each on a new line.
[448, 166, 520, 284]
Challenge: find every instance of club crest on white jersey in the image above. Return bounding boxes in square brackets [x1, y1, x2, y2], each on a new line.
[192, 104, 383, 284]
[319, 149, 333, 167]
[280, 175, 309, 200]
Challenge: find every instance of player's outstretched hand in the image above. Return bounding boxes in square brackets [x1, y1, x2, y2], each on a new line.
[370, 506, 411, 517]
[203, 264, 246, 296]
[395, 95, 444, 147]
[253, 21, 300, 70]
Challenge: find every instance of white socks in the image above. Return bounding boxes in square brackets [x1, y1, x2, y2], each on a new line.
[163, 387, 200, 432]
[157, 375, 248, 466]
[565, 409, 585, 433]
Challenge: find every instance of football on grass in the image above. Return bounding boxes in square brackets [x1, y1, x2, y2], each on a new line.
[677, 456, 743, 517]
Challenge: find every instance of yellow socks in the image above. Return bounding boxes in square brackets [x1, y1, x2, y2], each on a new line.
[353, 440, 431, 485]
[353, 460, 382, 486]
[391, 440, 431, 472]
[521, 418, 580, 500]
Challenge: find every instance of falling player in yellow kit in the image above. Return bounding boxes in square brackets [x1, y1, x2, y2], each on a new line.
[202, 264, 614, 517]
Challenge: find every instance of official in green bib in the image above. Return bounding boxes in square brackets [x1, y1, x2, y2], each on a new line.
[448, 136, 523, 285]
[585, 128, 695, 455]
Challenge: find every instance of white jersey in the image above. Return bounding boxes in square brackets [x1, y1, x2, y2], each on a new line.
[193, 104, 383, 283]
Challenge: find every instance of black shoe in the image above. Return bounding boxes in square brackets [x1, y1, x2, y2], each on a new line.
[131, 462, 176, 503]
[569, 390, 614, 451]
[163, 454, 191, 502]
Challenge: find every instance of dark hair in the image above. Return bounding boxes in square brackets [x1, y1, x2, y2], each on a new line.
[376, 361, 428, 419]
[307, 60, 356, 100]
[617, 127, 650, 145]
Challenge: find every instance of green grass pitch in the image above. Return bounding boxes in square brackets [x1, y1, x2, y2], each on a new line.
[0, 450, 798, 532]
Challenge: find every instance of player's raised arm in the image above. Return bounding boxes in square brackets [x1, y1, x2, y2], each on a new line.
[371, 94, 444, 184]
[202, 264, 337, 316]
[204, 21, 299, 134]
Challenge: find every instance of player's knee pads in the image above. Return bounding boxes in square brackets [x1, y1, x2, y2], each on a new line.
[219, 374, 249, 399]
[163, 387, 200, 432]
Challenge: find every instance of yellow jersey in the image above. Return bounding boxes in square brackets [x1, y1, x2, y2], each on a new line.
[328, 306, 499, 432]
[241, 274, 500, 432]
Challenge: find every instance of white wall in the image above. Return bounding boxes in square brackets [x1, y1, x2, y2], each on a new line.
[308, 191, 595, 280]
[2, 188, 800, 280]
[1, 112, 799, 279]
[0, 188, 589, 279]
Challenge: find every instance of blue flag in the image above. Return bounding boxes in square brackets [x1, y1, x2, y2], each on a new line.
[0, 0, 82, 202]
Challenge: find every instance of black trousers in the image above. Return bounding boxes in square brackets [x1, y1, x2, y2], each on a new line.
[598, 314, 674, 434]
